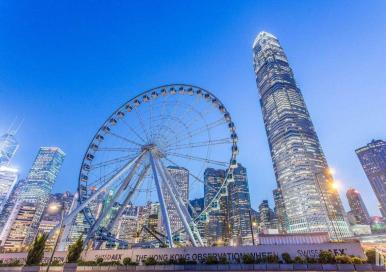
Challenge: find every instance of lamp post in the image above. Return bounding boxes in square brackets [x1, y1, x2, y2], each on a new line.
[46, 203, 65, 272]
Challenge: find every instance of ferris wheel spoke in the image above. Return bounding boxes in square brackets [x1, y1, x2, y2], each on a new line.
[165, 138, 232, 152]
[90, 154, 138, 170]
[121, 119, 148, 143]
[108, 131, 143, 147]
[166, 152, 228, 167]
[163, 118, 226, 148]
[96, 147, 140, 152]
[133, 106, 151, 142]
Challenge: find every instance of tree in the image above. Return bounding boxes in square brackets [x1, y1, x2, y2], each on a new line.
[26, 233, 48, 266]
[281, 253, 292, 264]
[318, 250, 335, 264]
[96, 257, 104, 265]
[66, 235, 83, 263]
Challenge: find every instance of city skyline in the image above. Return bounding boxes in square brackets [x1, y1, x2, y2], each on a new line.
[1, 1, 385, 216]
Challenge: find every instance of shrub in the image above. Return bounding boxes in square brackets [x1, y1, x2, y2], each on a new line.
[306, 257, 317, 264]
[266, 255, 279, 264]
[96, 257, 104, 265]
[351, 256, 364, 264]
[319, 250, 335, 264]
[281, 252, 292, 264]
[26, 233, 48, 266]
[219, 256, 228, 264]
[335, 255, 352, 264]
[294, 256, 305, 264]
[77, 260, 97, 266]
[66, 235, 83, 263]
[177, 257, 187, 264]
[51, 260, 63, 266]
[204, 255, 218, 265]
[242, 254, 255, 264]
[144, 257, 157, 266]
[366, 249, 376, 264]
[123, 257, 132, 265]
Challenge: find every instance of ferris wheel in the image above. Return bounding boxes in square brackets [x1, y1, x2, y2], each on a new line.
[64, 84, 238, 248]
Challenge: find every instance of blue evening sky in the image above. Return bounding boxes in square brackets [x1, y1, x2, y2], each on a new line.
[1, 1, 385, 215]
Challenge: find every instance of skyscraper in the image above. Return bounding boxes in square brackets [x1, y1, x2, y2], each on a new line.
[356, 140, 386, 217]
[0, 166, 18, 215]
[252, 31, 351, 239]
[16, 147, 65, 245]
[346, 188, 371, 225]
[273, 188, 288, 233]
[227, 163, 253, 246]
[204, 168, 228, 246]
[0, 132, 19, 166]
[163, 166, 189, 233]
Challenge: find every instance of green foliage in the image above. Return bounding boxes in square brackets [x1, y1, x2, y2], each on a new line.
[366, 249, 376, 264]
[306, 257, 317, 264]
[318, 250, 335, 264]
[77, 260, 97, 266]
[351, 256, 364, 264]
[144, 257, 157, 266]
[123, 257, 132, 265]
[204, 255, 218, 265]
[26, 233, 48, 266]
[0, 260, 21, 267]
[335, 255, 352, 264]
[177, 257, 187, 264]
[242, 254, 255, 264]
[218, 256, 228, 264]
[66, 235, 83, 263]
[294, 256, 305, 264]
[96, 257, 104, 265]
[266, 254, 279, 264]
[281, 252, 292, 264]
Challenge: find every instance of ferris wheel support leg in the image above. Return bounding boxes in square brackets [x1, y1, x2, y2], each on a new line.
[149, 152, 174, 248]
[48, 152, 145, 240]
[95, 164, 150, 250]
[155, 158, 199, 247]
[84, 154, 145, 247]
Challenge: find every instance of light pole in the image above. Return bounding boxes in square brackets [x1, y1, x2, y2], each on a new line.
[46, 202, 65, 272]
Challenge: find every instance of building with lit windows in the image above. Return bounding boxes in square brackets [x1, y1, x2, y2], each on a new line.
[252, 31, 351, 240]
[227, 163, 253, 246]
[16, 147, 65, 246]
[356, 140, 386, 217]
[163, 166, 189, 234]
[0, 166, 18, 215]
[204, 168, 228, 246]
[0, 132, 19, 167]
[273, 188, 287, 233]
[346, 188, 371, 225]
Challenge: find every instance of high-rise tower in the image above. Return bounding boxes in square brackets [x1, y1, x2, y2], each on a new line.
[346, 188, 371, 225]
[252, 31, 351, 239]
[356, 140, 386, 217]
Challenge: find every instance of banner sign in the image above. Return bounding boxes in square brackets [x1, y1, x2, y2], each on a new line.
[0, 242, 364, 264]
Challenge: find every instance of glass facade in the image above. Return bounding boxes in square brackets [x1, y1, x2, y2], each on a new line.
[227, 163, 253, 245]
[204, 168, 228, 246]
[17, 147, 65, 245]
[252, 31, 351, 239]
[356, 140, 386, 217]
[0, 133, 19, 166]
[346, 188, 371, 225]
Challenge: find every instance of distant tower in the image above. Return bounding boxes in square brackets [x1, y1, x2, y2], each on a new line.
[346, 188, 371, 225]
[16, 147, 65, 246]
[164, 166, 189, 234]
[273, 188, 288, 233]
[252, 31, 351, 239]
[0, 133, 19, 166]
[204, 168, 228, 246]
[227, 163, 253, 246]
[356, 140, 386, 217]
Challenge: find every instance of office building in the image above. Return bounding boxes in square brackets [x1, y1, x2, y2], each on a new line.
[0, 132, 19, 166]
[273, 188, 287, 233]
[227, 163, 253, 245]
[252, 31, 351, 239]
[204, 168, 228, 246]
[346, 188, 371, 225]
[356, 140, 386, 217]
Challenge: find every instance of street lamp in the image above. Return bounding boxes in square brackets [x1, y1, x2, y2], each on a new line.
[46, 202, 65, 272]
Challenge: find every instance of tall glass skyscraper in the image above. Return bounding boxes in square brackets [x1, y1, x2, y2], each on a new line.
[227, 163, 253, 246]
[0, 133, 19, 166]
[346, 188, 371, 225]
[16, 147, 65, 245]
[252, 31, 351, 239]
[356, 140, 386, 217]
